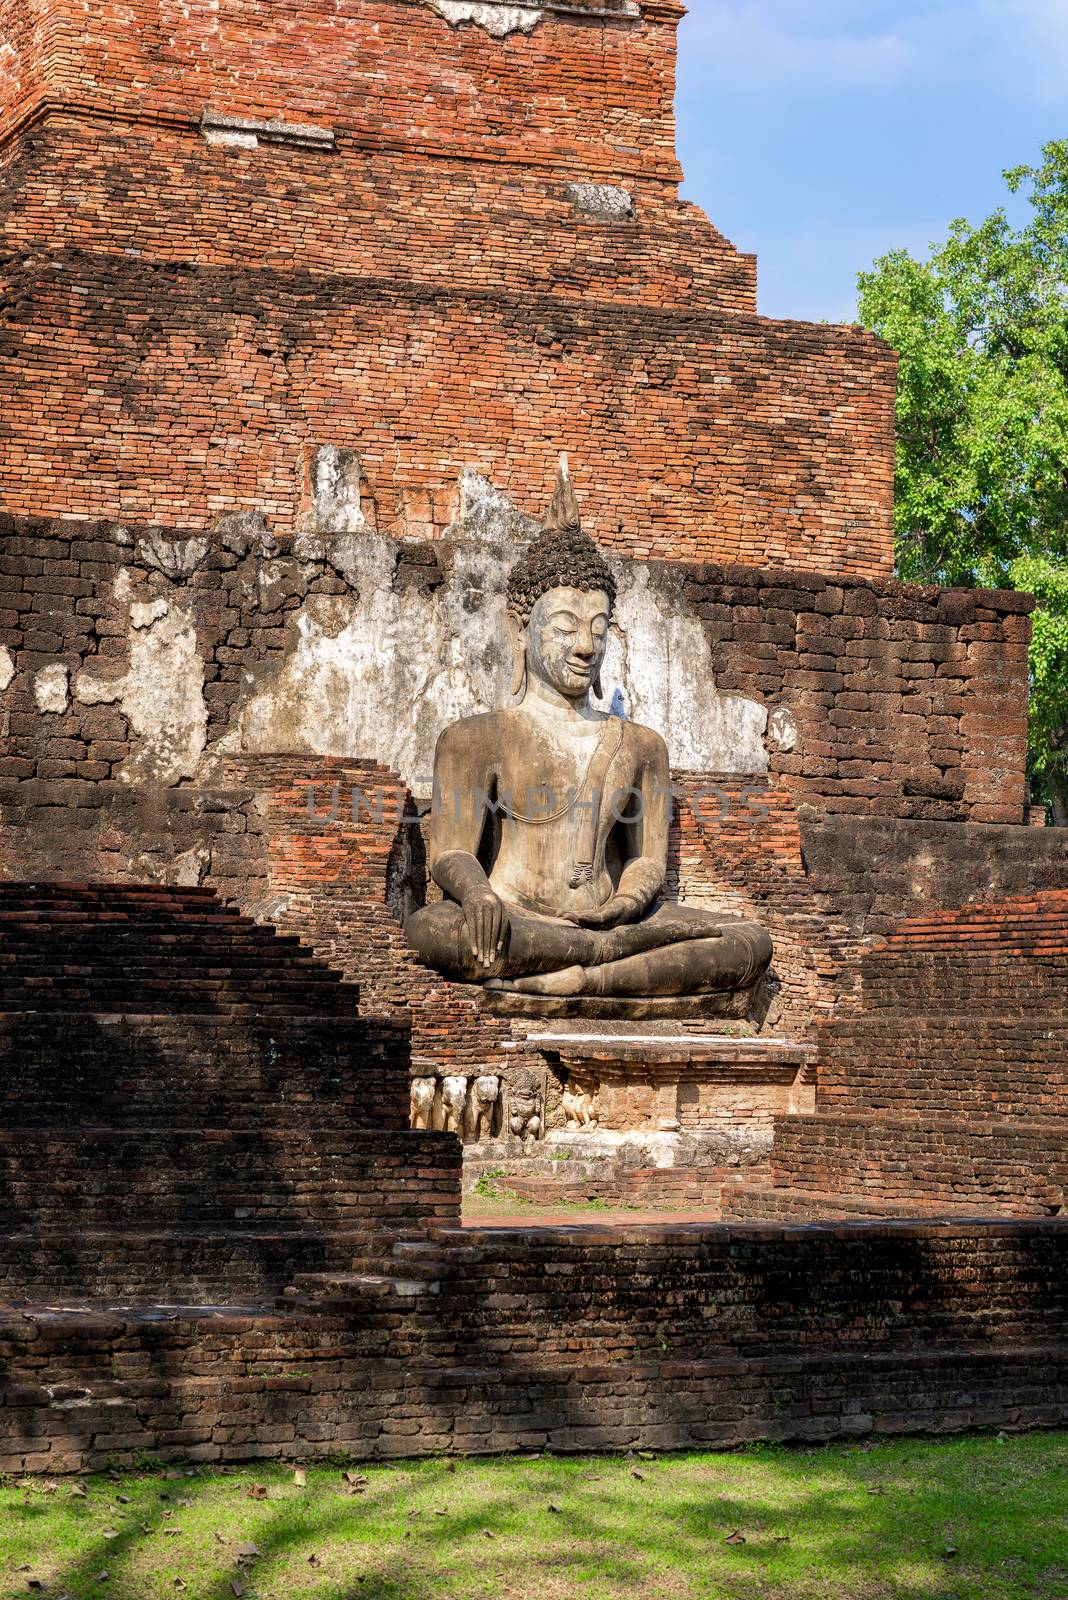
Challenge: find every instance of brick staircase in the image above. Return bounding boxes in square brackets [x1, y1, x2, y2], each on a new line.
[723, 894, 1068, 1222]
[0, 883, 460, 1307]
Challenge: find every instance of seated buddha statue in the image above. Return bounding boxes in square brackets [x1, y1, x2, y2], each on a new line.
[405, 459, 773, 1007]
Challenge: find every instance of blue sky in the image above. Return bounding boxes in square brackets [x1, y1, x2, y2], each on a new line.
[675, 0, 1068, 324]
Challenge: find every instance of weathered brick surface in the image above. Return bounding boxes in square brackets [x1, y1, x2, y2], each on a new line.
[0, 265, 894, 571]
[0, 883, 462, 1306]
[769, 1115, 1065, 1215]
[818, 891, 1068, 1119]
[0, 0, 898, 573]
[0, 1127, 459, 1232]
[0, 517, 1033, 823]
[1, 1222, 1066, 1470]
[798, 816, 1068, 937]
[741, 891, 1068, 1220]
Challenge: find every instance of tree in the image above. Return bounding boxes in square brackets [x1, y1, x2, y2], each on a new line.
[858, 139, 1068, 822]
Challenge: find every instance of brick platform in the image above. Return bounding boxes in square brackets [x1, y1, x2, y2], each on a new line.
[2, 1221, 1067, 1472]
[0, 883, 461, 1308]
[727, 893, 1068, 1222]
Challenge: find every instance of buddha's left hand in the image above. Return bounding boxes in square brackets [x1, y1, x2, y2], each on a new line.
[567, 893, 643, 929]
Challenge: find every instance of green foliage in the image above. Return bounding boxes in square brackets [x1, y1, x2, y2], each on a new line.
[858, 140, 1068, 818]
[472, 1167, 507, 1198]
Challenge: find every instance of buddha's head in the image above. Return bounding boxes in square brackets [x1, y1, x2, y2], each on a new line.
[507, 458, 617, 704]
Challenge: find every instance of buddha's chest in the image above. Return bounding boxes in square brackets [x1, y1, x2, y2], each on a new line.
[495, 725, 633, 813]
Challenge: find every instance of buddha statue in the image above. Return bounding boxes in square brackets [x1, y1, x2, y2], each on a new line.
[404, 459, 772, 1012]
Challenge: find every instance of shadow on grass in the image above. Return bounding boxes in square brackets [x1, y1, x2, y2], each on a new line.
[6, 1435, 1067, 1600]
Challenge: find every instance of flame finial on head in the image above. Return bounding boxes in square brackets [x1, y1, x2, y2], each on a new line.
[544, 452, 583, 533]
[506, 454, 617, 622]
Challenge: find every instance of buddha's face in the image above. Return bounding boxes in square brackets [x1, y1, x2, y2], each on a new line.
[523, 584, 612, 700]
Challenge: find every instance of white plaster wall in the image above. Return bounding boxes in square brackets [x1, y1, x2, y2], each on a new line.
[227, 475, 768, 790]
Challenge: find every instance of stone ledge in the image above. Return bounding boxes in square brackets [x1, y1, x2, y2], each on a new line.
[529, 1032, 815, 1067]
[200, 113, 336, 152]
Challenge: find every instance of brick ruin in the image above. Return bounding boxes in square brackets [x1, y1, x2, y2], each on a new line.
[0, 0, 1066, 1468]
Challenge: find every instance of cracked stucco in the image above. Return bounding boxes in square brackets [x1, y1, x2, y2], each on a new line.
[46, 470, 767, 792]
[422, 0, 541, 35]
[225, 471, 767, 791]
[34, 663, 70, 714]
[74, 582, 207, 785]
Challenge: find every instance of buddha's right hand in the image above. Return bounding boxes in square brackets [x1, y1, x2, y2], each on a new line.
[462, 888, 511, 968]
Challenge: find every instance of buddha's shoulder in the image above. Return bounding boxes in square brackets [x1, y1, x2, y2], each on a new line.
[618, 716, 669, 764]
[434, 709, 517, 754]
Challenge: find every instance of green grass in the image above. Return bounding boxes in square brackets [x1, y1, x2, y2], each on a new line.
[2, 1434, 1067, 1600]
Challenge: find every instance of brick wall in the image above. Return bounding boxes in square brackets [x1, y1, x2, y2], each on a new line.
[0, 0, 900, 576]
[0, 262, 895, 572]
[2, 1221, 1065, 1470]
[0, 517, 1031, 822]
[0, 0, 689, 182]
[818, 891, 1068, 1122]
[0, 882, 464, 1301]
[0, 122, 757, 315]
[770, 1116, 1065, 1215]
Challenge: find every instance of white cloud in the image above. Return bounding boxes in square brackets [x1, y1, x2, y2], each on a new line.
[984, 0, 1068, 100]
[679, 0, 1068, 99]
[679, 3, 913, 92]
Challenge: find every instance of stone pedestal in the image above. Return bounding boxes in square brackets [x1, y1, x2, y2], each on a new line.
[532, 1032, 816, 1136]
[463, 1032, 816, 1210]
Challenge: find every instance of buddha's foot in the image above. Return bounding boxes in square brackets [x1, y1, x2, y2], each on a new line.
[486, 965, 587, 997]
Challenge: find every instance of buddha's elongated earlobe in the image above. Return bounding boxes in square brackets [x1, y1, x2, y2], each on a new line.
[507, 609, 528, 701]
[592, 671, 604, 701]
[511, 641, 527, 701]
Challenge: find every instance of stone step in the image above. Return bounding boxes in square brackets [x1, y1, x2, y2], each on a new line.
[720, 1183, 1019, 1223]
[0, 1228, 371, 1306]
[0, 1010, 406, 1130]
[280, 1270, 442, 1312]
[770, 1113, 1066, 1216]
[0, 1127, 461, 1232]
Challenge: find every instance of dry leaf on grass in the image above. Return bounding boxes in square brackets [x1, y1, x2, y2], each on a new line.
[173, 1579, 187, 1591]
[230, 1582, 244, 1599]
[724, 1531, 747, 1546]
[630, 1469, 645, 1481]
[101, 1528, 120, 1540]
[235, 1541, 262, 1565]
[293, 1468, 307, 1487]
[307, 1554, 322, 1568]
[247, 1484, 268, 1501]
[70, 1483, 87, 1498]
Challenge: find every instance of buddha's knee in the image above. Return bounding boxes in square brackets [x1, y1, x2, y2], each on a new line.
[405, 902, 467, 973]
[728, 922, 774, 985]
